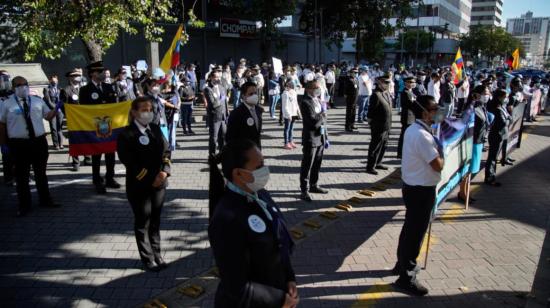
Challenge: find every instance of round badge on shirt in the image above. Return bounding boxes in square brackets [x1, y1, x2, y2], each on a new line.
[248, 215, 266, 233]
[139, 135, 149, 145]
[247, 117, 254, 127]
[71, 94, 79, 101]
[91, 92, 99, 100]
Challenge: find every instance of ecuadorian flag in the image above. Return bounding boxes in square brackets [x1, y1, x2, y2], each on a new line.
[65, 101, 131, 156]
[160, 24, 183, 73]
[451, 48, 464, 85]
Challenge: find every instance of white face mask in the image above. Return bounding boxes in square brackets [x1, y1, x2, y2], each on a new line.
[313, 88, 322, 97]
[150, 86, 161, 97]
[137, 111, 154, 126]
[15, 85, 29, 99]
[246, 166, 270, 192]
[245, 94, 259, 106]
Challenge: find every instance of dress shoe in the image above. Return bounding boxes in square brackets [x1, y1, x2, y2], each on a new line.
[142, 261, 161, 272]
[154, 257, 168, 269]
[188, 130, 196, 135]
[105, 179, 121, 189]
[366, 168, 379, 175]
[309, 186, 328, 194]
[375, 164, 389, 170]
[391, 263, 421, 275]
[507, 157, 516, 162]
[95, 183, 107, 194]
[83, 159, 92, 166]
[300, 192, 313, 202]
[71, 164, 80, 172]
[501, 161, 513, 166]
[394, 279, 429, 296]
[457, 194, 476, 204]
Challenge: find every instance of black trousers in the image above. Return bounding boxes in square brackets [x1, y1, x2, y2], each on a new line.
[300, 144, 324, 192]
[92, 153, 115, 184]
[72, 155, 92, 167]
[367, 128, 389, 169]
[1, 145, 14, 183]
[327, 83, 335, 106]
[9, 136, 51, 210]
[501, 139, 509, 162]
[49, 113, 64, 147]
[208, 120, 227, 155]
[485, 136, 503, 182]
[345, 95, 357, 129]
[127, 186, 166, 263]
[456, 98, 466, 115]
[397, 123, 410, 158]
[396, 184, 435, 282]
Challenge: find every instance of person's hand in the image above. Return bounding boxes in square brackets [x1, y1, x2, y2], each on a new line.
[152, 171, 168, 188]
[282, 293, 299, 308]
[288, 281, 298, 299]
[434, 137, 444, 157]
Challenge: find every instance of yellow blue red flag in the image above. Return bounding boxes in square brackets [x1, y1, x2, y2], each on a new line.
[65, 101, 131, 156]
[160, 24, 184, 74]
[451, 48, 464, 84]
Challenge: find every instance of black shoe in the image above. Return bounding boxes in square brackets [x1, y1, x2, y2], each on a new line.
[484, 180, 502, 187]
[95, 183, 107, 194]
[142, 261, 161, 272]
[345, 128, 353, 132]
[105, 179, 121, 189]
[366, 168, 379, 175]
[309, 186, 328, 194]
[507, 158, 516, 162]
[83, 159, 92, 166]
[391, 264, 421, 275]
[351, 126, 358, 130]
[375, 164, 389, 170]
[71, 165, 80, 172]
[39, 200, 61, 208]
[457, 194, 476, 204]
[501, 161, 514, 166]
[154, 257, 168, 269]
[188, 130, 196, 135]
[394, 279, 429, 296]
[183, 131, 189, 135]
[300, 192, 313, 202]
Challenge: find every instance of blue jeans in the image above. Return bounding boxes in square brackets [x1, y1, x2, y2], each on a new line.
[270, 94, 280, 118]
[181, 104, 193, 132]
[231, 88, 241, 109]
[357, 95, 370, 121]
[283, 118, 295, 144]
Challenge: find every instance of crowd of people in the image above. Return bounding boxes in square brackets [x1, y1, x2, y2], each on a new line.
[0, 57, 549, 304]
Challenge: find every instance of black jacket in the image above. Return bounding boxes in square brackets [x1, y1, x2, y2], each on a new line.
[205, 84, 229, 122]
[42, 84, 60, 110]
[473, 104, 490, 144]
[299, 94, 326, 147]
[209, 189, 295, 308]
[367, 89, 393, 131]
[226, 103, 263, 149]
[400, 89, 416, 125]
[79, 81, 118, 105]
[117, 122, 171, 191]
[488, 105, 511, 141]
[345, 76, 359, 97]
[440, 81, 456, 105]
[413, 83, 427, 96]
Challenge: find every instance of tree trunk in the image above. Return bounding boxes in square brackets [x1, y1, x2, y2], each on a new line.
[260, 20, 273, 62]
[82, 38, 103, 62]
[355, 30, 361, 64]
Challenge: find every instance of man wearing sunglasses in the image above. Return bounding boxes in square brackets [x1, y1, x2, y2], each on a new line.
[0, 76, 62, 217]
[366, 74, 393, 175]
[397, 76, 418, 158]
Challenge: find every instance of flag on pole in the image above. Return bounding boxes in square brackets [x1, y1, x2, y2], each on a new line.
[512, 48, 520, 70]
[160, 24, 184, 74]
[451, 48, 464, 84]
[65, 101, 132, 156]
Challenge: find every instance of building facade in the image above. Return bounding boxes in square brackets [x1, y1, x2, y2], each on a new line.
[506, 11, 550, 66]
[471, 0, 503, 26]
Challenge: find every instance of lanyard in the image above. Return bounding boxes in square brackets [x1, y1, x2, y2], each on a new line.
[14, 95, 31, 119]
[226, 181, 272, 221]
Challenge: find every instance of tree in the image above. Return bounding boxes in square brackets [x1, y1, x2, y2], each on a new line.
[224, 0, 298, 61]
[459, 25, 524, 65]
[6, 0, 203, 62]
[395, 29, 434, 55]
[301, 0, 418, 63]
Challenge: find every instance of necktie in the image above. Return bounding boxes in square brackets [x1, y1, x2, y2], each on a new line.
[145, 128, 155, 141]
[22, 99, 36, 138]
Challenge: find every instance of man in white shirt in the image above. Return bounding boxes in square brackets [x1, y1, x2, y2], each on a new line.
[357, 68, 372, 123]
[0, 76, 61, 216]
[427, 72, 441, 104]
[456, 77, 469, 114]
[325, 64, 336, 108]
[393, 94, 444, 296]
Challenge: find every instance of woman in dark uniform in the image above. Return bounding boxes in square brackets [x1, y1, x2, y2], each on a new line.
[208, 139, 299, 308]
[484, 89, 511, 186]
[117, 96, 171, 272]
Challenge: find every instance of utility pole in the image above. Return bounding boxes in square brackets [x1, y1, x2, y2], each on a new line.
[320, 7, 324, 63]
[415, 3, 421, 66]
[201, 0, 207, 80]
[313, 0, 318, 63]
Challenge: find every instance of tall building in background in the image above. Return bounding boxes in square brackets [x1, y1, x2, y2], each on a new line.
[506, 11, 550, 66]
[391, 0, 472, 34]
[471, 0, 503, 26]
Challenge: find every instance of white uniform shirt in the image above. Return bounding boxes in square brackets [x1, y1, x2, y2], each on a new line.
[428, 79, 441, 103]
[358, 73, 372, 96]
[401, 121, 442, 186]
[457, 79, 469, 99]
[0, 94, 51, 139]
[325, 70, 336, 84]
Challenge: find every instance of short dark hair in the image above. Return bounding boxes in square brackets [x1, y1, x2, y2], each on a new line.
[11, 76, 27, 88]
[412, 95, 436, 119]
[305, 80, 318, 89]
[240, 81, 257, 95]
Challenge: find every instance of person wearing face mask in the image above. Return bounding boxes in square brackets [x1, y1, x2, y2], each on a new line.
[79, 61, 120, 194]
[344, 68, 359, 132]
[397, 76, 418, 158]
[60, 68, 92, 171]
[484, 89, 511, 187]
[226, 82, 263, 149]
[281, 81, 301, 150]
[208, 139, 298, 308]
[440, 72, 457, 118]
[299, 80, 329, 202]
[185, 64, 198, 93]
[0, 71, 14, 186]
[268, 71, 281, 119]
[205, 69, 229, 155]
[427, 72, 441, 104]
[325, 64, 336, 108]
[413, 71, 428, 96]
[393, 95, 444, 296]
[42, 74, 64, 150]
[231, 65, 246, 109]
[117, 96, 171, 272]
[0, 76, 62, 217]
[456, 76, 470, 115]
[178, 75, 196, 135]
[357, 67, 373, 124]
[366, 75, 393, 175]
[143, 78, 177, 141]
